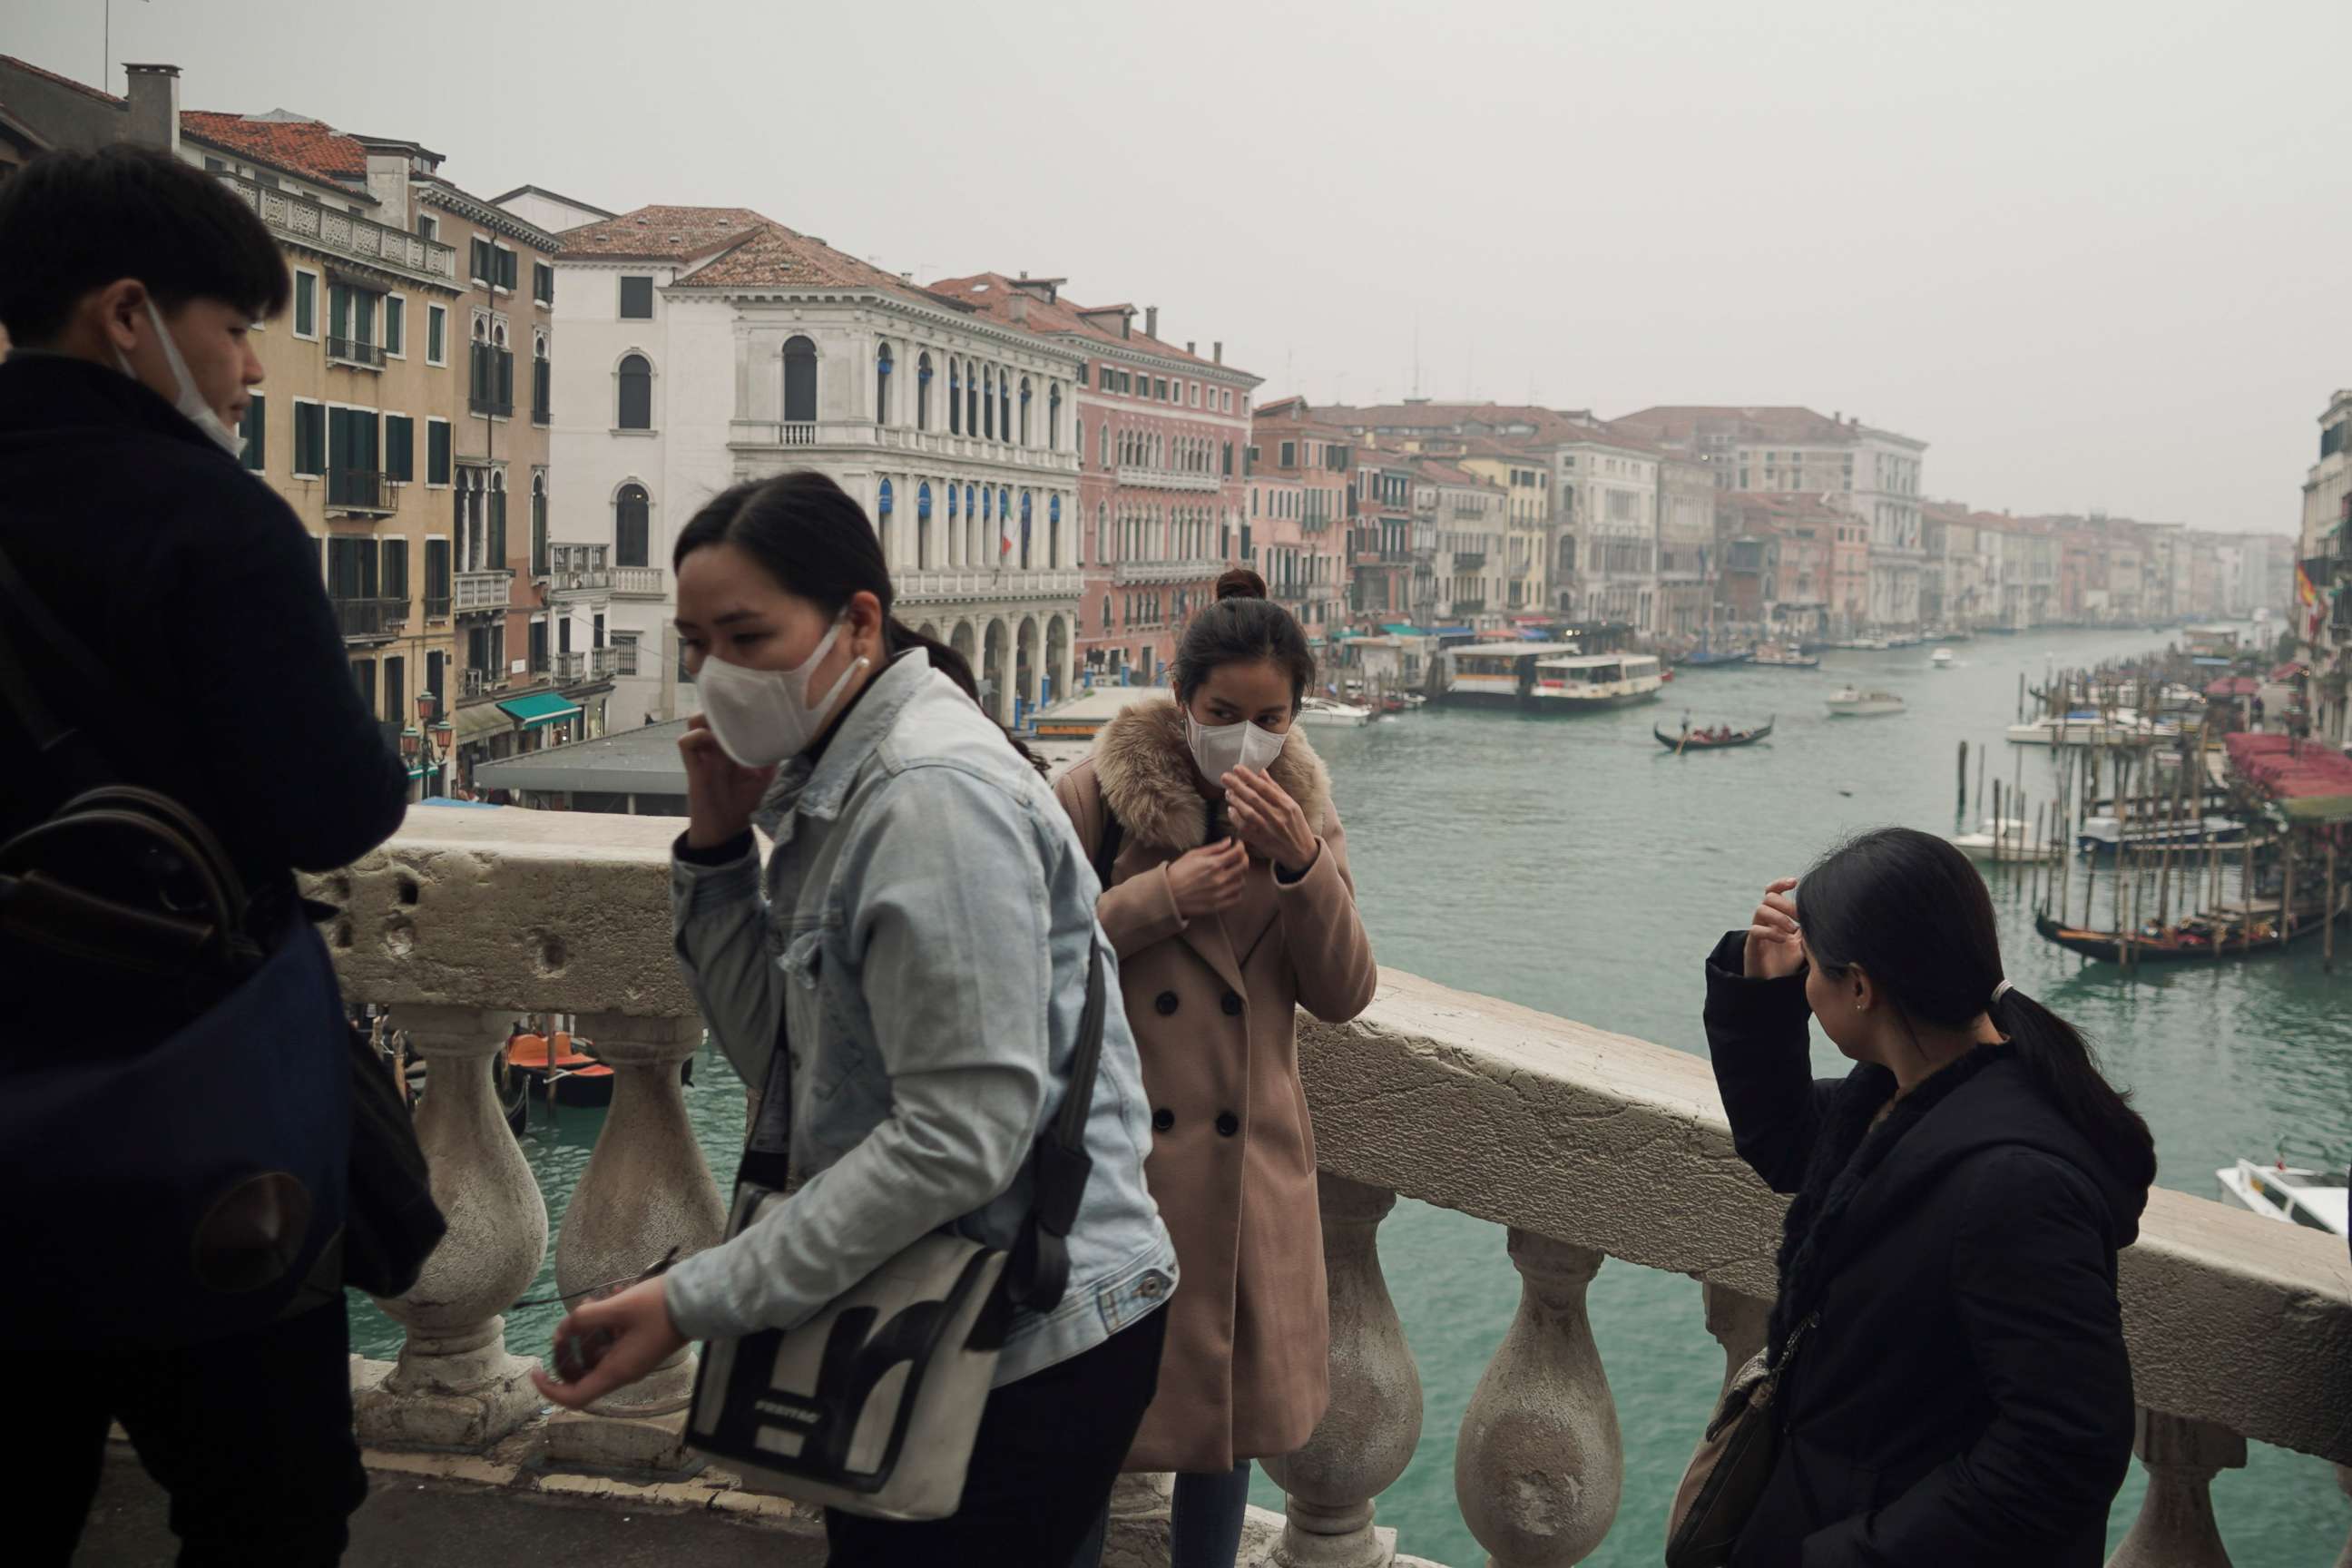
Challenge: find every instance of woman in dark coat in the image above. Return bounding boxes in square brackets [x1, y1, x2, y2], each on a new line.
[1703, 828, 2155, 1566]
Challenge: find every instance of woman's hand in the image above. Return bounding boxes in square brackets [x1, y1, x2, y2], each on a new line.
[1744, 877, 1806, 980]
[680, 715, 777, 849]
[1223, 766, 1319, 875]
[1166, 838, 1249, 918]
[529, 1276, 688, 1411]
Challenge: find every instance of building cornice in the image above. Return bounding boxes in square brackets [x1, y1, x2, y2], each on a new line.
[420, 180, 559, 250]
[669, 282, 1093, 374]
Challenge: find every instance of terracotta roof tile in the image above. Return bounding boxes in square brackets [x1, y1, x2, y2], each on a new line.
[557, 205, 770, 261]
[925, 272, 1253, 377]
[1612, 405, 1861, 446]
[685, 221, 920, 293]
[181, 111, 370, 189]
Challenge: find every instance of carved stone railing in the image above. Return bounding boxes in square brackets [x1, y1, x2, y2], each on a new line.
[318, 813, 2352, 1564]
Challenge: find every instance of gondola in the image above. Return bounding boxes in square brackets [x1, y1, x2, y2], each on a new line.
[1656, 716, 1774, 751]
[2034, 906, 2346, 965]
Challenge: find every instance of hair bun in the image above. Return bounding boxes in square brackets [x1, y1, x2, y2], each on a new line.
[1215, 567, 1268, 603]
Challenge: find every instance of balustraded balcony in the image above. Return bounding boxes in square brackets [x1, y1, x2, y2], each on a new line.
[279, 812, 2352, 1567]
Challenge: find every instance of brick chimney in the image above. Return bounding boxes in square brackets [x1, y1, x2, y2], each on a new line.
[360, 144, 413, 230]
[1010, 294, 1029, 324]
[1213, 341, 1223, 364]
[1145, 305, 1159, 340]
[122, 64, 181, 155]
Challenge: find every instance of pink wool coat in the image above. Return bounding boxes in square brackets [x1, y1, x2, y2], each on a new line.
[1053, 698, 1378, 1475]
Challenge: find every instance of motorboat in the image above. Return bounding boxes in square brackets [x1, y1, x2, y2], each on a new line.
[1951, 817, 2061, 864]
[2006, 710, 2182, 748]
[2075, 813, 2247, 858]
[1826, 688, 1906, 718]
[1295, 696, 1376, 728]
[2215, 1158, 2347, 1238]
[1441, 644, 1663, 711]
[1930, 649, 1955, 670]
[1750, 642, 1821, 671]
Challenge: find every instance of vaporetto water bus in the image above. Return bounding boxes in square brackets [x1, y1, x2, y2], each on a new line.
[1440, 643, 1665, 712]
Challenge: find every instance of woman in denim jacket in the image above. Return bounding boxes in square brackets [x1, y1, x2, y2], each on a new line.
[535, 472, 1177, 1567]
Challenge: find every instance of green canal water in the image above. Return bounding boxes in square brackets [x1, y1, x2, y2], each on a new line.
[353, 625, 2351, 1563]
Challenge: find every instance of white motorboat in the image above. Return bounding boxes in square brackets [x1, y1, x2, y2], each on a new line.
[2215, 1159, 2347, 1238]
[1930, 649, 1955, 669]
[2006, 710, 2182, 748]
[1826, 688, 1906, 718]
[1295, 696, 1376, 729]
[1529, 652, 1666, 711]
[1951, 818, 2061, 864]
[2075, 813, 2247, 858]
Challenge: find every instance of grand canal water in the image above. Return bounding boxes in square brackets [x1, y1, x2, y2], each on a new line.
[352, 625, 2350, 1563]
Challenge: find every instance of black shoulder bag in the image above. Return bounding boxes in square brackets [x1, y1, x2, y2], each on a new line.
[0, 542, 443, 1339]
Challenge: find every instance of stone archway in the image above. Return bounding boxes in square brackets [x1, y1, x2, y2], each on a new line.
[981, 618, 1012, 726]
[915, 621, 940, 643]
[1014, 615, 1041, 714]
[950, 620, 977, 666]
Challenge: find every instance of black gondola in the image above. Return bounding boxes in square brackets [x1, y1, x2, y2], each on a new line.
[1657, 716, 1775, 751]
[2034, 906, 2347, 965]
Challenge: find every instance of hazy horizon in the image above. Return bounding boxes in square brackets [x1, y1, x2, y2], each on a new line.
[12, 0, 2347, 536]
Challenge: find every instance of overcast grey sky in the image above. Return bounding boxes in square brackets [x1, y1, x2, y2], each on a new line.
[15, 0, 2347, 531]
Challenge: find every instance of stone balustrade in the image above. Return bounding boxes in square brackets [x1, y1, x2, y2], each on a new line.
[318, 810, 2352, 1564]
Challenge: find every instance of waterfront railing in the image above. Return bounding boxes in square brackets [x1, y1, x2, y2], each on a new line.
[316, 811, 2352, 1565]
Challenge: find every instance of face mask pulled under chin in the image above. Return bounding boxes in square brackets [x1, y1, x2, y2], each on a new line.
[1186, 710, 1288, 784]
[116, 299, 246, 459]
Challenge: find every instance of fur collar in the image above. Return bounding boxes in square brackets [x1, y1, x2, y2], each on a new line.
[1091, 696, 1334, 852]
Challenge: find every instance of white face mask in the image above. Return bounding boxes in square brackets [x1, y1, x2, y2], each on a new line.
[115, 299, 247, 458]
[1186, 709, 1289, 785]
[695, 620, 871, 768]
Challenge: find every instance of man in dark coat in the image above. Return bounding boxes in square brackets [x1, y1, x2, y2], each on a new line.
[0, 146, 408, 1565]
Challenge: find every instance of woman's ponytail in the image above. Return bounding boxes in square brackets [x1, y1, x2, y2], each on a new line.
[1988, 987, 2157, 1191]
[885, 617, 1048, 778]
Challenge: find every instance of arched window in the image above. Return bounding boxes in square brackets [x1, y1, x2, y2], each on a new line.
[1020, 490, 1034, 568]
[614, 483, 651, 567]
[876, 342, 894, 425]
[1018, 377, 1032, 446]
[982, 368, 995, 441]
[1049, 385, 1063, 450]
[949, 360, 962, 435]
[1095, 502, 1106, 568]
[488, 471, 507, 568]
[966, 365, 979, 436]
[616, 353, 652, 430]
[948, 482, 959, 517]
[1049, 495, 1062, 569]
[1101, 424, 1111, 467]
[877, 477, 894, 517]
[530, 472, 549, 575]
[1000, 377, 1012, 443]
[917, 352, 933, 430]
[782, 336, 818, 425]
[1102, 595, 1112, 632]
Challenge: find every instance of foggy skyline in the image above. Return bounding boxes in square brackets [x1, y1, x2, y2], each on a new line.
[13, 0, 2348, 534]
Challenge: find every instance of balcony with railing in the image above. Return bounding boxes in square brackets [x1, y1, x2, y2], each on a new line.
[326, 335, 387, 371]
[461, 665, 500, 698]
[218, 174, 456, 287]
[266, 809, 2352, 1568]
[1451, 552, 1487, 573]
[455, 570, 513, 614]
[893, 567, 1085, 605]
[545, 544, 614, 597]
[1448, 597, 1487, 616]
[552, 648, 620, 684]
[470, 391, 515, 418]
[1112, 557, 1228, 587]
[613, 565, 667, 599]
[1115, 465, 1222, 494]
[326, 469, 393, 517]
[726, 420, 1080, 478]
[330, 594, 407, 643]
[423, 593, 453, 620]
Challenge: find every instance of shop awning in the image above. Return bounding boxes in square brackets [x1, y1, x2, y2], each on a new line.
[452, 701, 515, 746]
[498, 691, 584, 730]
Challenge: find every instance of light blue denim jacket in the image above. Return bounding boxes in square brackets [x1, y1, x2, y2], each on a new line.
[662, 652, 1176, 1386]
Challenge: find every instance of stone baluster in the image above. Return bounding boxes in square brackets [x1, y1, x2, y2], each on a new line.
[1455, 1231, 1622, 1568]
[1701, 1281, 1769, 1399]
[2105, 1410, 2244, 1568]
[1097, 1472, 1175, 1568]
[354, 1002, 548, 1449]
[1257, 1176, 1423, 1568]
[2334, 1465, 2351, 1568]
[544, 1012, 730, 1470]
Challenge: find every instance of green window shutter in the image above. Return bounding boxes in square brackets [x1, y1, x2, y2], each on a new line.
[385, 415, 414, 482]
[240, 392, 266, 472]
[295, 273, 316, 337]
[427, 421, 451, 485]
[385, 296, 405, 356]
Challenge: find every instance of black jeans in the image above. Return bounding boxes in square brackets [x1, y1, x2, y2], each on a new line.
[824, 1304, 1170, 1568]
[17, 1298, 367, 1566]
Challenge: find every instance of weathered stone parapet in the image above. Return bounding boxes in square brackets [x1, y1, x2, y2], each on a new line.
[318, 810, 2352, 1548]
[1298, 973, 2352, 1468]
